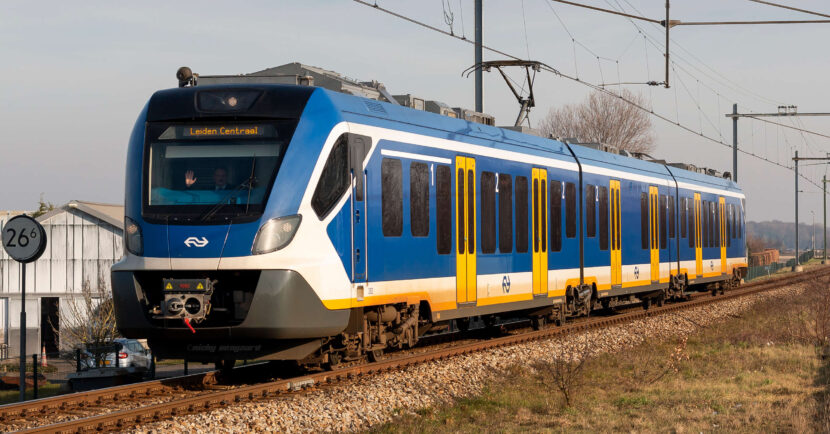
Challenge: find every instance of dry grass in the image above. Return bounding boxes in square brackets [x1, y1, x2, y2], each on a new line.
[373, 283, 830, 433]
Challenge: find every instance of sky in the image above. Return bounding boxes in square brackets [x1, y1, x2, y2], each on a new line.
[1, 0, 829, 223]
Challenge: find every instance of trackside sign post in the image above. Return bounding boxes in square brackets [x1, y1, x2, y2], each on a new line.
[2, 215, 47, 402]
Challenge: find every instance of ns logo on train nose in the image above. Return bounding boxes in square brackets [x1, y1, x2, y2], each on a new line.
[184, 237, 209, 248]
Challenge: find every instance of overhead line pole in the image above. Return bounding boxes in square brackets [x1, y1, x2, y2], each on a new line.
[791, 154, 830, 271]
[733, 104, 738, 182]
[725, 108, 830, 185]
[664, 0, 670, 88]
[824, 176, 829, 264]
[475, 0, 483, 113]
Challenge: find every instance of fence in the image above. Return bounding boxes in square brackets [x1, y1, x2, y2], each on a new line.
[746, 250, 814, 281]
[0, 348, 214, 404]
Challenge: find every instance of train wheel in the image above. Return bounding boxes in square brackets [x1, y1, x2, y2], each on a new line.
[368, 349, 385, 363]
[456, 317, 471, 332]
[324, 351, 343, 371]
[215, 359, 235, 376]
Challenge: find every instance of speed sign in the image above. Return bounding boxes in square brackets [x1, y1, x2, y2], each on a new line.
[2, 215, 47, 263]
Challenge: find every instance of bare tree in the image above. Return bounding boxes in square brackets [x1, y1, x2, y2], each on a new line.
[53, 276, 119, 366]
[531, 342, 593, 408]
[539, 90, 656, 154]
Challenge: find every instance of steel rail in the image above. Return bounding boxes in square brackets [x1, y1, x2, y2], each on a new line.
[16, 267, 830, 433]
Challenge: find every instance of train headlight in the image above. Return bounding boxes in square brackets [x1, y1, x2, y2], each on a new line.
[124, 216, 144, 256]
[252, 214, 301, 255]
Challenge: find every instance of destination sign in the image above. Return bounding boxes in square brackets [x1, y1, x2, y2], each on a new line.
[158, 124, 277, 140]
[185, 125, 261, 137]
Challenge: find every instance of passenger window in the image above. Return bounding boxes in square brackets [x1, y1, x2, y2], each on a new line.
[709, 202, 719, 247]
[498, 174, 513, 253]
[727, 204, 732, 247]
[311, 136, 349, 219]
[640, 192, 649, 250]
[457, 168, 465, 254]
[689, 199, 695, 246]
[481, 171, 496, 254]
[516, 176, 529, 253]
[436, 165, 452, 254]
[468, 170, 475, 253]
[541, 180, 548, 252]
[680, 198, 687, 238]
[410, 162, 429, 237]
[668, 196, 675, 239]
[550, 180, 562, 252]
[533, 178, 539, 253]
[381, 158, 403, 236]
[659, 195, 667, 249]
[586, 185, 596, 238]
[598, 186, 608, 251]
[701, 201, 709, 248]
[565, 182, 576, 238]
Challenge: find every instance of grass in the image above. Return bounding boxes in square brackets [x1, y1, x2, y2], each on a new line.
[0, 383, 62, 405]
[372, 282, 830, 433]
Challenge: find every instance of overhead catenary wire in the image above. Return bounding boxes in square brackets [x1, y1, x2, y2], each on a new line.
[747, 116, 830, 141]
[746, 0, 830, 19]
[350, 0, 824, 190]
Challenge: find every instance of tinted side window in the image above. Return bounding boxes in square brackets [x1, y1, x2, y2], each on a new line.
[410, 162, 429, 237]
[550, 180, 562, 252]
[680, 198, 687, 238]
[381, 158, 403, 236]
[436, 165, 452, 254]
[481, 171, 496, 254]
[457, 168, 465, 253]
[586, 185, 596, 238]
[467, 170, 475, 253]
[640, 192, 649, 250]
[738, 202, 743, 238]
[516, 176, 529, 253]
[533, 178, 539, 253]
[598, 186, 608, 251]
[565, 182, 576, 238]
[668, 196, 675, 238]
[498, 174, 513, 253]
[311, 136, 349, 218]
[659, 194, 667, 249]
[726, 203, 732, 247]
[702, 200, 709, 248]
[689, 199, 696, 248]
[709, 202, 718, 247]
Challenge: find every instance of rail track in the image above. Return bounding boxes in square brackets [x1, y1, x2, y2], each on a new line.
[5, 266, 827, 433]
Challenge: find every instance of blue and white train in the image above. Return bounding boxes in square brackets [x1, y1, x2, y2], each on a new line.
[111, 80, 747, 367]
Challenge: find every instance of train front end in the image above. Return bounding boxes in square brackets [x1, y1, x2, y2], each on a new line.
[111, 84, 351, 363]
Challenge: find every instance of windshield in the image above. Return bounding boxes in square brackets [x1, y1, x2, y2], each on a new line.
[143, 121, 297, 223]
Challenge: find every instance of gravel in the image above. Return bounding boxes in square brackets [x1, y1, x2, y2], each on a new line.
[130, 284, 804, 434]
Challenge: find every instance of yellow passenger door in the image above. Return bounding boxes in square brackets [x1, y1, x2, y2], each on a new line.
[719, 197, 727, 274]
[649, 186, 659, 282]
[610, 180, 622, 287]
[531, 168, 548, 296]
[694, 193, 702, 277]
[455, 156, 477, 304]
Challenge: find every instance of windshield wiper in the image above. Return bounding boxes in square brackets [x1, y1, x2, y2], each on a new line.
[198, 178, 256, 222]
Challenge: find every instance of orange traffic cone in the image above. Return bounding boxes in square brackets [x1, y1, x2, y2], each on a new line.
[41, 345, 47, 367]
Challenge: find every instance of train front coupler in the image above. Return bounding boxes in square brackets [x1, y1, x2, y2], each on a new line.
[150, 278, 215, 323]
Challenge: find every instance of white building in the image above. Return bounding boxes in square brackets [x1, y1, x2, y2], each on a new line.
[0, 201, 123, 358]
